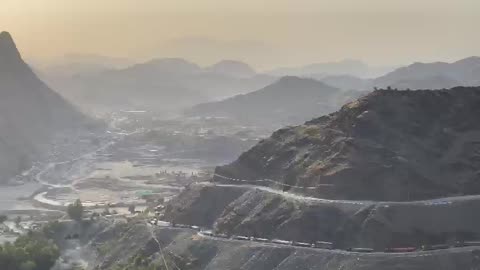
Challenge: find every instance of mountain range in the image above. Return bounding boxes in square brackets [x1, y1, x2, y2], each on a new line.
[373, 57, 480, 89]
[267, 59, 396, 79]
[157, 86, 480, 268]
[187, 76, 365, 127]
[299, 57, 480, 92]
[41, 58, 275, 113]
[38, 55, 480, 118]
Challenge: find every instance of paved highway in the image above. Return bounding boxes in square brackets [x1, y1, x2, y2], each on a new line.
[147, 218, 480, 256]
[209, 174, 480, 207]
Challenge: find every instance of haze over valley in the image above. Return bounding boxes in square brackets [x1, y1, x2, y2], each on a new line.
[0, 1, 480, 269]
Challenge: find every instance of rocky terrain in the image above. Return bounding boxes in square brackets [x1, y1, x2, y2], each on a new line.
[55, 86, 480, 270]
[214, 87, 480, 201]
[74, 220, 480, 270]
[0, 32, 94, 183]
[164, 184, 480, 249]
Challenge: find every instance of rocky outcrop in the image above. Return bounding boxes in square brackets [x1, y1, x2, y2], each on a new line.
[215, 87, 480, 201]
[164, 185, 354, 243]
[164, 185, 249, 227]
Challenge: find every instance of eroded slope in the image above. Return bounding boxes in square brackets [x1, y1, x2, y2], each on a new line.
[216, 87, 480, 201]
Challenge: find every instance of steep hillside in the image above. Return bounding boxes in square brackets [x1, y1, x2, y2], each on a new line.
[165, 184, 480, 249]
[0, 31, 91, 183]
[83, 220, 480, 270]
[188, 76, 364, 127]
[215, 87, 480, 201]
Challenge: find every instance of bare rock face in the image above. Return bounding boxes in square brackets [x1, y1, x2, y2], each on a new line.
[164, 184, 480, 249]
[0, 31, 90, 183]
[163, 185, 249, 227]
[215, 87, 480, 201]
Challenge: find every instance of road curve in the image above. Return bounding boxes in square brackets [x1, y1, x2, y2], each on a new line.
[205, 177, 480, 207]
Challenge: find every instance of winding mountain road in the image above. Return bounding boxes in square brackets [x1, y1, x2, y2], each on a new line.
[207, 175, 480, 207]
[147, 219, 480, 256]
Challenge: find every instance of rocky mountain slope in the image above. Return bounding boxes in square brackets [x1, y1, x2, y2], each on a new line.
[164, 184, 480, 250]
[215, 87, 480, 201]
[187, 76, 364, 127]
[77, 219, 480, 270]
[0, 31, 92, 183]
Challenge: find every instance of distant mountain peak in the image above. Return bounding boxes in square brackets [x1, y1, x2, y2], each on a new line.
[453, 56, 480, 65]
[0, 31, 14, 43]
[207, 60, 256, 77]
[140, 57, 201, 73]
[0, 31, 22, 64]
[274, 76, 329, 87]
[374, 56, 480, 89]
[214, 59, 249, 65]
[150, 57, 194, 64]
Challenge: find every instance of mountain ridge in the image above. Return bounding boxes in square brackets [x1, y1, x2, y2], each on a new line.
[374, 56, 480, 89]
[187, 76, 364, 127]
[214, 87, 480, 201]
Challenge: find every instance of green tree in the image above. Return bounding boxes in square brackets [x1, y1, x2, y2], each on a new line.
[128, 204, 136, 214]
[67, 199, 84, 222]
[19, 260, 36, 270]
[0, 215, 7, 223]
[0, 232, 60, 270]
[15, 216, 22, 226]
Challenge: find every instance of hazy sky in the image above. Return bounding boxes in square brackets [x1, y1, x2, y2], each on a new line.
[1, 0, 479, 69]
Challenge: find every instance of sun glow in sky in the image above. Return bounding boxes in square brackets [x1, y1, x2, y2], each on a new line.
[1, 0, 479, 68]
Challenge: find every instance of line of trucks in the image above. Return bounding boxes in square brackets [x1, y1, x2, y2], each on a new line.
[150, 219, 480, 253]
